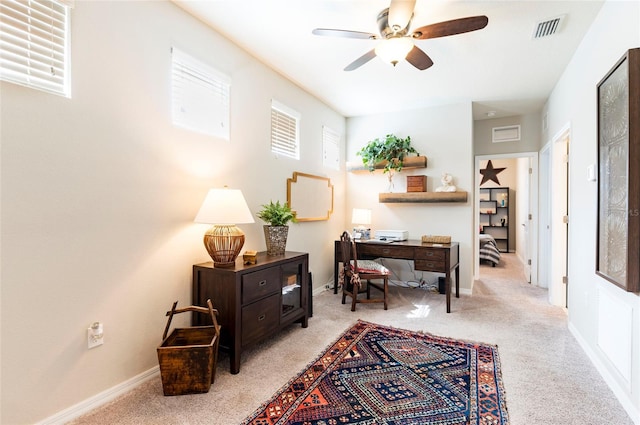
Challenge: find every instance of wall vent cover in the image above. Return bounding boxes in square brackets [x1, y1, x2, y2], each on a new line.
[532, 15, 565, 39]
[492, 125, 521, 143]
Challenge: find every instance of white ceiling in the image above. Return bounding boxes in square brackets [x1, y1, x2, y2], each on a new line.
[173, 0, 604, 119]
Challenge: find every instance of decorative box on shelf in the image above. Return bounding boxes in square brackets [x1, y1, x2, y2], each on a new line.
[243, 250, 257, 265]
[406, 175, 427, 192]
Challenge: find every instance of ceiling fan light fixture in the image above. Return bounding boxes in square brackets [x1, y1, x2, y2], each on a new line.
[375, 37, 414, 66]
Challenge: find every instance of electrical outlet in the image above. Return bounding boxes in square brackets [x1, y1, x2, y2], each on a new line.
[87, 322, 104, 349]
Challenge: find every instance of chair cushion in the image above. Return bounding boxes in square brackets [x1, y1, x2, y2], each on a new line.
[355, 260, 389, 275]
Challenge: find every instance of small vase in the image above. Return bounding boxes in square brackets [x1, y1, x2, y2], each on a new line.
[386, 171, 395, 193]
[263, 225, 288, 255]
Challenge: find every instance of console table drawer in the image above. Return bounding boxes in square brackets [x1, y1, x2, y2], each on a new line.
[415, 260, 446, 272]
[242, 294, 279, 346]
[242, 268, 280, 304]
[415, 249, 446, 261]
[358, 244, 414, 259]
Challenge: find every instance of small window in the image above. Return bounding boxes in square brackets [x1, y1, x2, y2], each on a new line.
[171, 47, 230, 139]
[0, 0, 71, 97]
[271, 100, 300, 159]
[322, 125, 340, 170]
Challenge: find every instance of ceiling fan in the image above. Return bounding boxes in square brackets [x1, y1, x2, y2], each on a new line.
[312, 0, 488, 71]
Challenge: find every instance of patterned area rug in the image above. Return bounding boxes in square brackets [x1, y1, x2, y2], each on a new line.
[242, 320, 509, 424]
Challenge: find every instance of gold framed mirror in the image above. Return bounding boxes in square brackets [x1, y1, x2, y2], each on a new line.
[287, 172, 334, 222]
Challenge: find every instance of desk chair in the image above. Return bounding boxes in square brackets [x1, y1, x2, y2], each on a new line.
[339, 231, 389, 311]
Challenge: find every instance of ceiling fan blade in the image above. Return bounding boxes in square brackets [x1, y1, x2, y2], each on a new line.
[312, 28, 377, 40]
[344, 49, 377, 71]
[388, 0, 416, 31]
[411, 15, 489, 40]
[405, 45, 433, 70]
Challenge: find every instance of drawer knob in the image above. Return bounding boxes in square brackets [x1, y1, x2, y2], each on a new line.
[259, 280, 267, 287]
[258, 314, 266, 321]
[426, 252, 434, 257]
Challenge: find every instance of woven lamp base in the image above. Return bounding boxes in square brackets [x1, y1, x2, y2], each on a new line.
[203, 225, 245, 267]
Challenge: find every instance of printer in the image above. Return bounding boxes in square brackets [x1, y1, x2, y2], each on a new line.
[374, 230, 409, 242]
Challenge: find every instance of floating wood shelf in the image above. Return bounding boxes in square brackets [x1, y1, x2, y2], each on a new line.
[378, 191, 468, 203]
[347, 155, 428, 172]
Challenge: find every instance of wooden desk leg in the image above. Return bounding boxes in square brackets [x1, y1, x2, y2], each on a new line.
[445, 270, 451, 313]
[333, 251, 339, 294]
[455, 264, 460, 298]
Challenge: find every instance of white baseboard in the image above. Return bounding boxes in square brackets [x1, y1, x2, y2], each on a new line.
[36, 366, 160, 425]
[568, 322, 640, 424]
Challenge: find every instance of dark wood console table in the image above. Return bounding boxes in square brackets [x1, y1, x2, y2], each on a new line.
[334, 240, 459, 313]
[192, 252, 309, 374]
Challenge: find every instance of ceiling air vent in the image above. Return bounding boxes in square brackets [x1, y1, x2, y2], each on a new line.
[532, 15, 565, 39]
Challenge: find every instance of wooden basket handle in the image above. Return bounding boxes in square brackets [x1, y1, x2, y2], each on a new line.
[162, 299, 220, 341]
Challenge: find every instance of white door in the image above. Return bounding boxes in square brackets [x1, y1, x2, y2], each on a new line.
[550, 127, 569, 308]
[521, 157, 532, 282]
[538, 145, 551, 289]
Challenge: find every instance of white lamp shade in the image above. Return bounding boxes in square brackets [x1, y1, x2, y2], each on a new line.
[351, 208, 372, 225]
[375, 37, 414, 65]
[194, 188, 255, 224]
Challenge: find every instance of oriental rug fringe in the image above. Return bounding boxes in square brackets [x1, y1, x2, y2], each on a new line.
[242, 320, 509, 425]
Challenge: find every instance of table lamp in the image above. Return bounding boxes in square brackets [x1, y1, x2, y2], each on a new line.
[351, 208, 372, 240]
[194, 187, 254, 267]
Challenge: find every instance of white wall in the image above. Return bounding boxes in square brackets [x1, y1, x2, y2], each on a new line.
[473, 112, 542, 155]
[0, 2, 345, 423]
[346, 103, 474, 291]
[544, 0, 640, 421]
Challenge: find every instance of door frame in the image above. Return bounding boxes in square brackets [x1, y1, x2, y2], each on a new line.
[474, 152, 539, 285]
[546, 123, 570, 308]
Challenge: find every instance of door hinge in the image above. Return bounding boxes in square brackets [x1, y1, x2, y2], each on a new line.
[562, 215, 569, 224]
[562, 276, 568, 284]
[528, 213, 533, 220]
[527, 259, 532, 265]
[529, 167, 533, 174]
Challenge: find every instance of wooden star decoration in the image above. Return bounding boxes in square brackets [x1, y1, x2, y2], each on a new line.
[480, 160, 506, 185]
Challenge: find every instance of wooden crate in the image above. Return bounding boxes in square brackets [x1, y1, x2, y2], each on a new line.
[407, 175, 427, 192]
[157, 300, 220, 396]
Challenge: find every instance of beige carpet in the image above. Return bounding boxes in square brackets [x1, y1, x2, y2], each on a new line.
[70, 254, 633, 424]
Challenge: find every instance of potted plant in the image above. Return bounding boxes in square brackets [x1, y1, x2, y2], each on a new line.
[256, 200, 296, 255]
[357, 134, 419, 191]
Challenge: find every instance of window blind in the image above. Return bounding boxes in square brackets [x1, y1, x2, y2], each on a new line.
[322, 125, 340, 170]
[0, 0, 70, 97]
[172, 47, 230, 139]
[271, 100, 300, 159]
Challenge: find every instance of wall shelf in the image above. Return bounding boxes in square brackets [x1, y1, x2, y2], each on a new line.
[378, 191, 468, 203]
[347, 155, 428, 172]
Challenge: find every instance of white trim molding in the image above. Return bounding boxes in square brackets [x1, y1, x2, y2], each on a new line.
[36, 366, 159, 425]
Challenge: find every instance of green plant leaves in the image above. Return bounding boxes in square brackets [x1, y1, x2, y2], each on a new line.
[256, 200, 296, 226]
[356, 134, 419, 174]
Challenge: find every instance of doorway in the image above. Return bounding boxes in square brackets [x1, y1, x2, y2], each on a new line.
[474, 153, 539, 285]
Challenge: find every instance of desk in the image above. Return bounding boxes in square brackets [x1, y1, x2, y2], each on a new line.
[334, 240, 459, 313]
